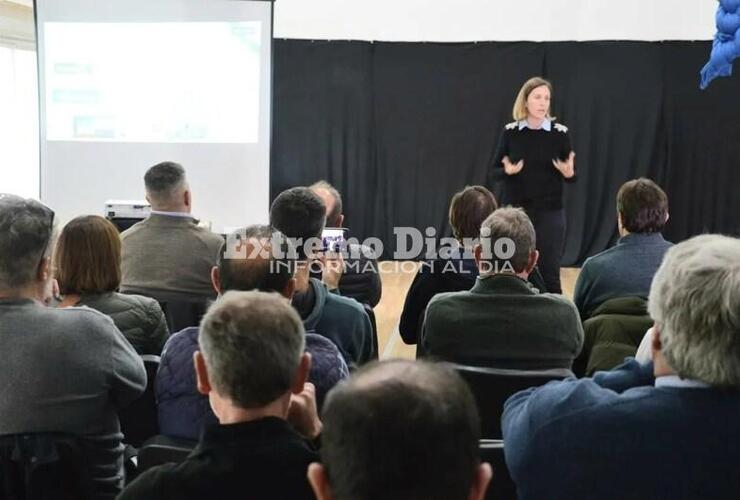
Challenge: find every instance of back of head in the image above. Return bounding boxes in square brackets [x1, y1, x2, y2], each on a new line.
[320, 360, 481, 500]
[144, 161, 187, 211]
[648, 234, 740, 387]
[480, 206, 536, 273]
[198, 290, 305, 408]
[0, 194, 54, 290]
[617, 178, 668, 234]
[269, 187, 326, 257]
[218, 225, 295, 294]
[310, 180, 343, 228]
[55, 215, 121, 295]
[449, 185, 498, 242]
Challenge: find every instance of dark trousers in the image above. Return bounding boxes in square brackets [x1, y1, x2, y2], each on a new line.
[525, 207, 565, 294]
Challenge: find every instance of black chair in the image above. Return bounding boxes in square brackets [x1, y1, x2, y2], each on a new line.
[0, 433, 93, 500]
[158, 299, 210, 333]
[119, 355, 160, 448]
[451, 364, 573, 438]
[137, 435, 197, 474]
[362, 303, 380, 360]
[108, 217, 145, 233]
[121, 290, 210, 333]
[479, 439, 516, 500]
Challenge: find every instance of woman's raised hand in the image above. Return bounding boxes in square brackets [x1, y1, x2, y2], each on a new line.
[503, 156, 525, 175]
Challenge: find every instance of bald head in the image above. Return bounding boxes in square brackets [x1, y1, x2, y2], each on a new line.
[310, 180, 343, 228]
[315, 360, 485, 500]
[216, 225, 295, 296]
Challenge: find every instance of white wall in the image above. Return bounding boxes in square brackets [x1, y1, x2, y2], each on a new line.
[0, 0, 722, 45]
[274, 0, 717, 42]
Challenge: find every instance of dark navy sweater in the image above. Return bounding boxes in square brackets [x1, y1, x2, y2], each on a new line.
[502, 359, 740, 500]
[489, 122, 574, 209]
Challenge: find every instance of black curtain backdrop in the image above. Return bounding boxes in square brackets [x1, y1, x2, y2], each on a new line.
[272, 40, 740, 263]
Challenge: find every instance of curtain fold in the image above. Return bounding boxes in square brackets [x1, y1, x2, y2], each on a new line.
[272, 39, 739, 262]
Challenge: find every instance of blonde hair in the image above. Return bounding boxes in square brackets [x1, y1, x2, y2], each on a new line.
[512, 77, 555, 121]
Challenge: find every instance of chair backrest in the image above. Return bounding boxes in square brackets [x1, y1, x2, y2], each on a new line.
[362, 303, 379, 360]
[158, 299, 209, 333]
[451, 364, 573, 439]
[479, 440, 516, 500]
[137, 435, 197, 474]
[120, 290, 210, 333]
[119, 355, 161, 448]
[0, 433, 93, 500]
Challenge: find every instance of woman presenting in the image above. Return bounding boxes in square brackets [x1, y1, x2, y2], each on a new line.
[490, 76, 575, 294]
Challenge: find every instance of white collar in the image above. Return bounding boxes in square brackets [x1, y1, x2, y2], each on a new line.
[655, 375, 710, 389]
[518, 119, 551, 131]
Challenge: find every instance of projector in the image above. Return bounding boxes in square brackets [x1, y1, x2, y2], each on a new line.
[104, 200, 151, 220]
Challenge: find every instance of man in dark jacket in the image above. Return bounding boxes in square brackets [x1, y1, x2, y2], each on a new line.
[155, 225, 349, 440]
[121, 291, 322, 500]
[422, 207, 583, 369]
[309, 180, 382, 307]
[400, 186, 497, 345]
[309, 360, 492, 500]
[400, 185, 546, 345]
[271, 187, 375, 365]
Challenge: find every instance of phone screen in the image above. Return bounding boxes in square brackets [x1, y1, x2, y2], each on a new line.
[322, 227, 348, 252]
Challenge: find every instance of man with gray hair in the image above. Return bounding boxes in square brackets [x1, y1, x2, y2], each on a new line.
[120, 291, 322, 500]
[422, 206, 583, 369]
[0, 194, 146, 498]
[120, 161, 224, 299]
[502, 234, 740, 500]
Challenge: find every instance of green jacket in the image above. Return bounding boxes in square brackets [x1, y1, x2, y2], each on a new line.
[575, 296, 652, 376]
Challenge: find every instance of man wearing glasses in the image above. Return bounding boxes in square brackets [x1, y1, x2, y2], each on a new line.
[0, 194, 146, 499]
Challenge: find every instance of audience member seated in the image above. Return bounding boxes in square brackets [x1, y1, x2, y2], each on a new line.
[120, 161, 224, 299]
[155, 225, 349, 440]
[308, 359, 492, 500]
[54, 215, 169, 355]
[309, 180, 382, 307]
[502, 234, 740, 500]
[400, 185, 497, 344]
[573, 178, 672, 319]
[422, 206, 583, 369]
[0, 194, 146, 499]
[121, 291, 322, 500]
[270, 187, 375, 365]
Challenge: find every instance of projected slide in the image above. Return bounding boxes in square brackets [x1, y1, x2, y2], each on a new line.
[44, 22, 261, 143]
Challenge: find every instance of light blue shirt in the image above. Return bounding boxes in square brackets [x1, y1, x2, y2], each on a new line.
[150, 210, 193, 219]
[518, 119, 551, 131]
[655, 375, 710, 389]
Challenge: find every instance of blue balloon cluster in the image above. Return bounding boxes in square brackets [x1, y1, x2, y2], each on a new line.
[701, 0, 740, 89]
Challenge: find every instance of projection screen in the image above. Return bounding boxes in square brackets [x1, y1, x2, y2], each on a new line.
[35, 0, 273, 231]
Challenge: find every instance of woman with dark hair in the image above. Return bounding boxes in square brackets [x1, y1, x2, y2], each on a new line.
[55, 215, 169, 354]
[489, 76, 576, 294]
[399, 185, 497, 345]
